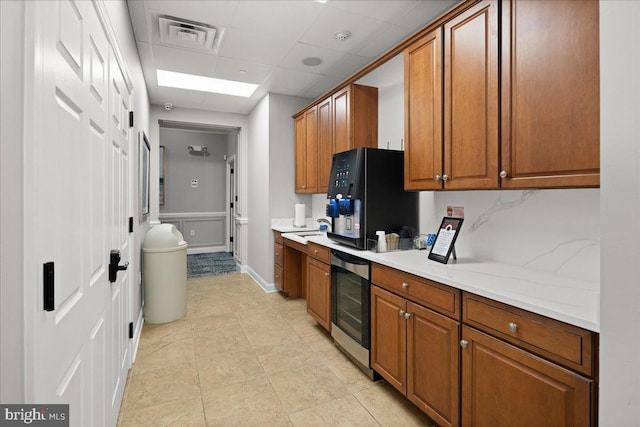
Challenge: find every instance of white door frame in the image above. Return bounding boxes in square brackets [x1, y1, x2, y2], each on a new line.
[225, 154, 236, 253]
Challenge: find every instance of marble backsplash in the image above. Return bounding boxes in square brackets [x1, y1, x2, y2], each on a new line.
[420, 189, 600, 282]
[312, 189, 600, 283]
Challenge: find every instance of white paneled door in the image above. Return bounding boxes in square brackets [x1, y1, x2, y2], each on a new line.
[24, 1, 133, 426]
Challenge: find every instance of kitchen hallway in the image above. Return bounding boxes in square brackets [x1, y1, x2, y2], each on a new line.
[117, 273, 436, 426]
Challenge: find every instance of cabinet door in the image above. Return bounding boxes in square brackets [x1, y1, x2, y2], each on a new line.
[461, 326, 593, 427]
[407, 302, 460, 427]
[306, 258, 331, 331]
[333, 86, 351, 154]
[304, 106, 318, 192]
[371, 285, 407, 394]
[500, 0, 599, 188]
[404, 28, 443, 191]
[317, 97, 333, 194]
[294, 114, 307, 192]
[444, 0, 499, 190]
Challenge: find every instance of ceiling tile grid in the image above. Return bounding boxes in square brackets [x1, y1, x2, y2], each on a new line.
[126, 0, 461, 113]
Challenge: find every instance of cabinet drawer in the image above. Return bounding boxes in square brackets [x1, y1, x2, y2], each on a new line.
[372, 263, 460, 320]
[307, 242, 330, 263]
[463, 293, 596, 376]
[274, 242, 283, 267]
[274, 231, 283, 244]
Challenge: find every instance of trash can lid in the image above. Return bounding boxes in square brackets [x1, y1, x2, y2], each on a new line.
[143, 224, 187, 251]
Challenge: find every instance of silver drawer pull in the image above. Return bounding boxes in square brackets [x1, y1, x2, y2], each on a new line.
[460, 340, 468, 348]
[399, 309, 405, 316]
[402, 282, 409, 289]
[404, 312, 411, 319]
[508, 322, 518, 332]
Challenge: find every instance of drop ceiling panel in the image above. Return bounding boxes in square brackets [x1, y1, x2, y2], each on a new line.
[327, 1, 421, 24]
[352, 23, 414, 59]
[265, 67, 324, 95]
[218, 27, 296, 66]
[300, 6, 388, 53]
[156, 86, 206, 106]
[231, 1, 324, 42]
[151, 44, 219, 76]
[279, 43, 345, 75]
[303, 75, 345, 99]
[212, 57, 274, 85]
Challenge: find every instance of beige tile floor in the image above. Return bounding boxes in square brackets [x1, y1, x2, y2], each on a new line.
[117, 273, 438, 427]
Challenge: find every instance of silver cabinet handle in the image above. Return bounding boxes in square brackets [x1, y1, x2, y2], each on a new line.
[508, 322, 518, 332]
[325, 272, 329, 277]
[404, 312, 411, 319]
[442, 174, 449, 181]
[500, 170, 508, 179]
[399, 309, 406, 316]
[402, 282, 409, 289]
[460, 340, 468, 348]
[435, 175, 441, 181]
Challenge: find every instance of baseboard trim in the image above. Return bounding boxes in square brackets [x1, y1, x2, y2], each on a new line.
[245, 266, 278, 293]
[187, 246, 228, 255]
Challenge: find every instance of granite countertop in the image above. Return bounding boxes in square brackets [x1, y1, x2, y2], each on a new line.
[302, 234, 599, 333]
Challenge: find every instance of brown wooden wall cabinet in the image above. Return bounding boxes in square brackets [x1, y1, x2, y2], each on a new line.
[404, 0, 599, 191]
[306, 242, 332, 331]
[295, 107, 318, 193]
[370, 263, 598, 426]
[371, 265, 461, 427]
[294, 84, 378, 194]
[500, 0, 600, 188]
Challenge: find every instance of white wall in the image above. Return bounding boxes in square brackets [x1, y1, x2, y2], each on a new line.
[1, 0, 25, 403]
[599, 1, 640, 425]
[246, 93, 311, 286]
[377, 83, 404, 150]
[159, 129, 227, 213]
[247, 95, 271, 286]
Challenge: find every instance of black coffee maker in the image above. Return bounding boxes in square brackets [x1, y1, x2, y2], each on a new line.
[326, 147, 418, 249]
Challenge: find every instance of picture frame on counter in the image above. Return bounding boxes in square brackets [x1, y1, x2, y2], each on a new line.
[428, 217, 463, 264]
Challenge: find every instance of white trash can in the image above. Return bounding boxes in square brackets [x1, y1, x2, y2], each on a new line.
[143, 224, 188, 323]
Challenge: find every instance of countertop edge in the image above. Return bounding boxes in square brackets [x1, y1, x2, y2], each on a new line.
[300, 234, 600, 333]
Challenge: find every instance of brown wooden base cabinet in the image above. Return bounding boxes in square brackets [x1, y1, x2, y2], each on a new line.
[273, 232, 284, 292]
[461, 326, 593, 427]
[306, 242, 331, 332]
[371, 285, 460, 427]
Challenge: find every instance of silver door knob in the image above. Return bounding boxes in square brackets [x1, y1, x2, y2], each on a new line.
[435, 175, 441, 181]
[402, 282, 409, 289]
[404, 312, 411, 319]
[460, 340, 468, 348]
[508, 322, 518, 332]
[399, 309, 406, 316]
[442, 174, 449, 181]
[500, 170, 508, 179]
[325, 272, 329, 277]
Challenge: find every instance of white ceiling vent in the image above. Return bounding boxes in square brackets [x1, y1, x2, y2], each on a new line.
[158, 16, 217, 51]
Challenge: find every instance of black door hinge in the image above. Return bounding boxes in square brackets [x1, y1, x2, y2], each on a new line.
[43, 262, 55, 311]
[230, 236, 234, 243]
[235, 195, 238, 202]
[129, 217, 134, 233]
[230, 168, 234, 174]
[230, 202, 234, 209]
[129, 111, 134, 128]
[128, 322, 134, 339]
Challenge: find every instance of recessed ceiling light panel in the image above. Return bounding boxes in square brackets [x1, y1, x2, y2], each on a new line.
[156, 69, 258, 97]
